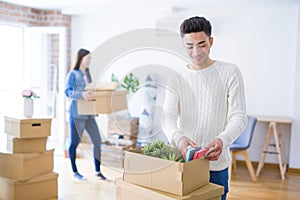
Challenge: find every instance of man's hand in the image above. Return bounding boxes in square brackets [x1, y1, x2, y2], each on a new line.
[82, 91, 94, 101]
[204, 138, 223, 161]
[178, 136, 197, 160]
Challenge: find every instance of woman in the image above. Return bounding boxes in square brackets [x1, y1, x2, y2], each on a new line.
[65, 48, 107, 181]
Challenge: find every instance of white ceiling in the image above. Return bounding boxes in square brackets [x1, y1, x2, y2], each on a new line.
[2, 0, 299, 15]
[2, 0, 174, 15]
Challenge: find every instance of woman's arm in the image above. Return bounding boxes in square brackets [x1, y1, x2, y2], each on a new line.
[64, 72, 84, 100]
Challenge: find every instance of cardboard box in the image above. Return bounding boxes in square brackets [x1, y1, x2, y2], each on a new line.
[0, 150, 54, 180]
[116, 178, 223, 200]
[4, 116, 52, 138]
[101, 141, 134, 169]
[77, 90, 127, 115]
[123, 148, 210, 196]
[108, 117, 139, 136]
[102, 144, 125, 168]
[6, 135, 47, 153]
[0, 172, 58, 200]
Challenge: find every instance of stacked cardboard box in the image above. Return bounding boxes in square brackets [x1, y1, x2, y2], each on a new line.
[0, 116, 58, 200]
[107, 116, 139, 145]
[116, 147, 224, 200]
[99, 117, 139, 169]
[101, 140, 135, 169]
[108, 116, 139, 136]
[116, 178, 224, 200]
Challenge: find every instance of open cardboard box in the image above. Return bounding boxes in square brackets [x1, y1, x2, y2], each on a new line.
[0, 172, 58, 200]
[4, 116, 52, 139]
[77, 90, 127, 114]
[0, 150, 54, 180]
[6, 134, 47, 153]
[123, 148, 210, 196]
[116, 178, 223, 200]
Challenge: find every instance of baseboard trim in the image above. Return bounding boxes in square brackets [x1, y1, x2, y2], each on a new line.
[235, 160, 300, 173]
[236, 160, 279, 169]
[288, 168, 300, 173]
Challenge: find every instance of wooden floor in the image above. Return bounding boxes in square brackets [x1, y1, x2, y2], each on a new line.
[54, 155, 300, 200]
[228, 163, 300, 200]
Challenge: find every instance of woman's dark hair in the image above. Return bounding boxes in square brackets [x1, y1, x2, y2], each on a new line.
[72, 48, 90, 70]
[180, 16, 212, 38]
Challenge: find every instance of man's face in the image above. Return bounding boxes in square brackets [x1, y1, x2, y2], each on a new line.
[182, 32, 213, 67]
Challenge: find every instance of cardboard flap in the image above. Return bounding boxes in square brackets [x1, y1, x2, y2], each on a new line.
[176, 171, 182, 182]
[124, 159, 130, 169]
[151, 159, 183, 194]
[123, 150, 152, 186]
[124, 151, 152, 174]
[182, 157, 210, 193]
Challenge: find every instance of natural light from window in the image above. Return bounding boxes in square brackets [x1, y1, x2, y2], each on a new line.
[0, 24, 24, 122]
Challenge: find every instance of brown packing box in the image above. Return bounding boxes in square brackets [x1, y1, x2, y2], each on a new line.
[6, 134, 47, 153]
[0, 172, 58, 200]
[77, 90, 127, 115]
[102, 144, 125, 169]
[116, 178, 223, 200]
[0, 150, 54, 181]
[101, 141, 134, 169]
[108, 117, 139, 136]
[4, 116, 52, 138]
[123, 148, 210, 196]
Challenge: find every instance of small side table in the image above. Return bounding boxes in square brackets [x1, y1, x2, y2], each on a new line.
[255, 116, 292, 180]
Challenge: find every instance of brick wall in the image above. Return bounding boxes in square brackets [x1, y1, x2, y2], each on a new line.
[0, 1, 71, 101]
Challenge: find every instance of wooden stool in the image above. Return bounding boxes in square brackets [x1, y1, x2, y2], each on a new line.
[255, 116, 292, 180]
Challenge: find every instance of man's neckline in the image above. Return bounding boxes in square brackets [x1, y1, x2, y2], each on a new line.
[186, 60, 217, 71]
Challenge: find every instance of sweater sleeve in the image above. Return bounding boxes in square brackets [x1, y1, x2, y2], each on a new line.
[217, 66, 247, 147]
[64, 72, 84, 100]
[162, 74, 185, 148]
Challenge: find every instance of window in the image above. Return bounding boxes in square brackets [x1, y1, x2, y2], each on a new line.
[0, 24, 24, 117]
[0, 24, 67, 150]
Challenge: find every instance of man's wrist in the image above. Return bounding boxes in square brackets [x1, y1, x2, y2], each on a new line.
[216, 137, 223, 148]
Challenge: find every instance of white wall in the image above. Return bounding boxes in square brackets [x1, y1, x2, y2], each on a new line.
[290, 5, 300, 169]
[71, 10, 164, 59]
[196, 4, 298, 165]
[71, 2, 300, 167]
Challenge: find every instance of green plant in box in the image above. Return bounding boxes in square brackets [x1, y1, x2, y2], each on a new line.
[141, 140, 183, 162]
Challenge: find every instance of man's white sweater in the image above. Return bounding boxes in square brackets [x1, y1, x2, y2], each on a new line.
[163, 60, 247, 171]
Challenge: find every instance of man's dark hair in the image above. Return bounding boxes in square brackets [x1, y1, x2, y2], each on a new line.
[180, 16, 212, 38]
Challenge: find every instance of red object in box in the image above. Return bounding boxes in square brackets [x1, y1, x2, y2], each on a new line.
[193, 148, 209, 160]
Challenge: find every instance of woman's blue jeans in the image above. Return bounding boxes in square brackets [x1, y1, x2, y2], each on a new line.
[69, 117, 102, 173]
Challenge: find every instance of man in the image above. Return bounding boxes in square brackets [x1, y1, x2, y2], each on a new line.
[163, 16, 247, 200]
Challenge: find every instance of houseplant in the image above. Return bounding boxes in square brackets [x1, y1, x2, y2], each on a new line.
[141, 140, 183, 162]
[121, 73, 140, 93]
